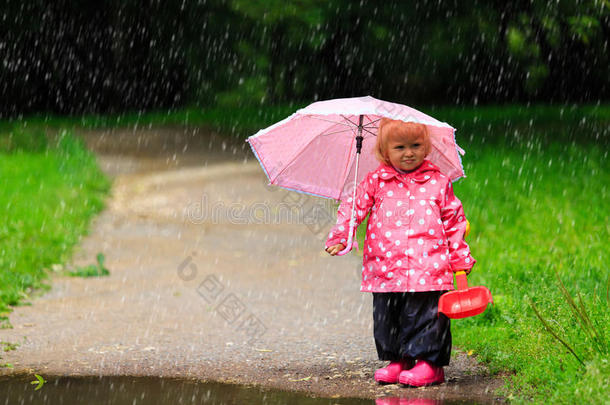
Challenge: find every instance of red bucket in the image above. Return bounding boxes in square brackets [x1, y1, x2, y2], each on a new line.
[438, 271, 493, 319]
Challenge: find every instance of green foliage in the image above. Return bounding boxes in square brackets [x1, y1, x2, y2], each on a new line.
[217, 1, 609, 104]
[530, 274, 608, 369]
[216, 77, 270, 108]
[30, 374, 46, 391]
[1, 341, 19, 352]
[3, 1, 608, 116]
[0, 127, 110, 318]
[5, 104, 306, 140]
[507, 26, 533, 60]
[567, 15, 602, 45]
[0, 127, 48, 152]
[68, 253, 110, 278]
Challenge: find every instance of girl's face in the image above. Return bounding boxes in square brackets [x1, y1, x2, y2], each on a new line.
[387, 133, 427, 172]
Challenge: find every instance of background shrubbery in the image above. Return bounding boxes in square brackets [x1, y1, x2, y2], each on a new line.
[1, 1, 608, 116]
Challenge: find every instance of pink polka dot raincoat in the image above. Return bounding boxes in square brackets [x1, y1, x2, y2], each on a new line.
[325, 160, 475, 293]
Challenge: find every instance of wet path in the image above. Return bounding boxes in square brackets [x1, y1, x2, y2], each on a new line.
[0, 128, 504, 402]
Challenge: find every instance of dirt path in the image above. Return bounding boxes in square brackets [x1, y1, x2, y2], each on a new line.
[1, 128, 505, 402]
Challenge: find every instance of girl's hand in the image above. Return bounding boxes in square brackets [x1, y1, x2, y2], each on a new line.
[325, 243, 345, 256]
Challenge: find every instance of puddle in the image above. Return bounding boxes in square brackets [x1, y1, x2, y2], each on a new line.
[0, 375, 484, 404]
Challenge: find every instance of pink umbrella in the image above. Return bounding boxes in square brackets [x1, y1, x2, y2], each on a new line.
[247, 96, 465, 255]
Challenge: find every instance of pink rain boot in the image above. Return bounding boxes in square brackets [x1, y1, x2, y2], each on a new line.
[374, 359, 415, 384]
[398, 359, 445, 387]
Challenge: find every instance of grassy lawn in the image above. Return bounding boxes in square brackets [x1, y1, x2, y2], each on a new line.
[3, 103, 608, 402]
[0, 128, 110, 322]
[451, 131, 608, 403]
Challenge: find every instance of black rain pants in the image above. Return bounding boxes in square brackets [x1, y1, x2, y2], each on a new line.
[372, 291, 451, 366]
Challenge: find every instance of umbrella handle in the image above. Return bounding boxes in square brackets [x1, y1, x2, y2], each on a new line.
[336, 220, 357, 256]
[336, 241, 358, 256]
[336, 116, 364, 257]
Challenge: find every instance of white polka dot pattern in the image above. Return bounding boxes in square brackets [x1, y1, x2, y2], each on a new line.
[325, 161, 475, 293]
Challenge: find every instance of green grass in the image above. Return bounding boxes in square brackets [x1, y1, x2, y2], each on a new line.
[452, 138, 608, 403]
[0, 129, 110, 321]
[67, 252, 109, 277]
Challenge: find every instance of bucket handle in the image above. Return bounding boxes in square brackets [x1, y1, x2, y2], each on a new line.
[455, 271, 468, 290]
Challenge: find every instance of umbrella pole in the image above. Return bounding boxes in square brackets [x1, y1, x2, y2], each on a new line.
[337, 115, 364, 256]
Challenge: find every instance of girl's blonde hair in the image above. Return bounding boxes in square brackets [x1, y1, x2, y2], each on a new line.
[375, 118, 431, 164]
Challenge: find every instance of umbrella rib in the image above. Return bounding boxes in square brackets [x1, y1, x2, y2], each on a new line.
[339, 115, 359, 138]
[360, 116, 379, 137]
[333, 114, 378, 138]
[319, 128, 357, 137]
[341, 114, 380, 134]
[309, 116, 353, 127]
[309, 115, 366, 143]
[364, 117, 381, 127]
[317, 120, 356, 137]
[307, 115, 378, 131]
[340, 114, 360, 128]
[362, 127, 377, 137]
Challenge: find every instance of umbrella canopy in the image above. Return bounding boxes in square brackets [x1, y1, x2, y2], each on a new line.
[247, 96, 465, 202]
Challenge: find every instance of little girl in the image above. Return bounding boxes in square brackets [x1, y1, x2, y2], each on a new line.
[325, 118, 475, 387]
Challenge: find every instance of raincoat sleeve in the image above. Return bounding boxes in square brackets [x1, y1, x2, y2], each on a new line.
[325, 172, 376, 249]
[440, 180, 476, 272]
